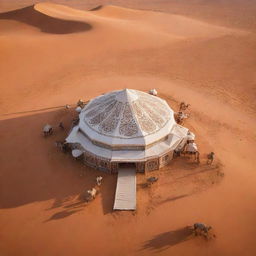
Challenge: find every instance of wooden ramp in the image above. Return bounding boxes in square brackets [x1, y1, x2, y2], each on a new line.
[113, 168, 136, 210]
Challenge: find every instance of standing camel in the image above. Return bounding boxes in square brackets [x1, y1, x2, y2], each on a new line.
[179, 102, 190, 111]
[207, 152, 215, 165]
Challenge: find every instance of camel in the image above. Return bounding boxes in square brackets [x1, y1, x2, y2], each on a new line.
[147, 176, 158, 185]
[86, 188, 97, 201]
[96, 176, 103, 186]
[55, 141, 68, 152]
[83, 177, 103, 202]
[175, 111, 189, 124]
[179, 102, 190, 111]
[77, 99, 86, 108]
[83, 186, 100, 202]
[207, 152, 215, 165]
[193, 223, 215, 239]
[142, 176, 159, 188]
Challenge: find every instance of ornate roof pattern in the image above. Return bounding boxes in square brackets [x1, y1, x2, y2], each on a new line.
[81, 89, 172, 138]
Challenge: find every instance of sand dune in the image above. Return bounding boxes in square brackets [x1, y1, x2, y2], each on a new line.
[90, 4, 242, 38]
[0, 3, 248, 114]
[0, 1, 256, 256]
[0, 5, 92, 34]
[1, 3, 242, 38]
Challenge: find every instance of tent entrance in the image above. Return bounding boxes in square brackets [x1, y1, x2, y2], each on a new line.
[118, 162, 136, 169]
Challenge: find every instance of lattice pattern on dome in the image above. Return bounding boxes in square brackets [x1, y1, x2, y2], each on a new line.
[132, 102, 156, 133]
[99, 102, 123, 133]
[89, 101, 116, 125]
[119, 103, 138, 136]
[82, 89, 172, 138]
[85, 96, 116, 118]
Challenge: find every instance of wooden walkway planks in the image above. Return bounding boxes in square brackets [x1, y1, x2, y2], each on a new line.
[113, 168, 136, 210]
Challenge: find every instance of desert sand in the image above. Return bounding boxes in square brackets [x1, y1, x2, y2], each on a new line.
[0, 1, 256, 256]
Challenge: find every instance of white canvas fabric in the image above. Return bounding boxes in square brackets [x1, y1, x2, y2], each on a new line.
[72, 149, 83, 158]
[186, 142, 198, 152]
[78, 89, 176, 147]
[66, 89, 191, 162]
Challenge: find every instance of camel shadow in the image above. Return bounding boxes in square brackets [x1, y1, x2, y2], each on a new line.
[156, 194, 189, 206]
[141, 227, 194, 252]
[45, 172, 116, 220]
[45, 208, 83, 222]
[90, 6, 103, 11]
[0, 5, 92, 34]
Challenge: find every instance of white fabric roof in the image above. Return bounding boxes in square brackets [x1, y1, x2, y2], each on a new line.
[78, 89, 176, 147]
[66, 124, 188, 162]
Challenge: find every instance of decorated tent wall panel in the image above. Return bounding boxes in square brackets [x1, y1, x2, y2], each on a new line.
[145, 158, 159, 171]
[83, 151, 111, 172]
[79, 127, 171, 151]
[136, 162, 145, 173]
[111, 162, 119, 173]
[159, 151, 173, 168]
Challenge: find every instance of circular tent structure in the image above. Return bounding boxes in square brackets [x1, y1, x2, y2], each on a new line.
[66, 89, 190, 173]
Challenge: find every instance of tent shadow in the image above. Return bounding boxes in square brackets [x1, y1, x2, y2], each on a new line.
[0, 107, 118, 221]
[0, 5, 92, 34]
[141, 227, 194, 252]
[0, 109, 99, 209]
[100, 173, 117, 215]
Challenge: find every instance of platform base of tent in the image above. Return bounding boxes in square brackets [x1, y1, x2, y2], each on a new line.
[113, 168, 136, 210]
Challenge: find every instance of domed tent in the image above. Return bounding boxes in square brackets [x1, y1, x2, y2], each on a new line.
[66, 89, 190, 173]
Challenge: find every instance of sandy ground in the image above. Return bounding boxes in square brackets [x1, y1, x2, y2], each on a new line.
[0, 1, 256, 256]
